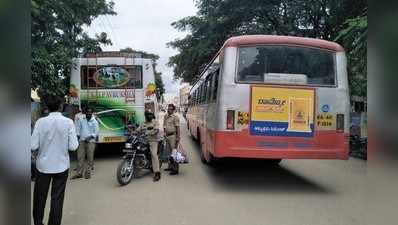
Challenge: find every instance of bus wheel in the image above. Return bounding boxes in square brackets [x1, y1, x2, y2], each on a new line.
[206, 152, 219, 167]
[267, 159, 282, 166]
[200, 151, 208, 165]
[196, 128, 200, 143]
[201, 150, 218, 166]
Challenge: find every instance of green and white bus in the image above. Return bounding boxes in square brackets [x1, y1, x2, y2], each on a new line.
[69, 51, 158, 143]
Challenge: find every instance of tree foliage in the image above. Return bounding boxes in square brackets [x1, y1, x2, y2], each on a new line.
[120, 47, 165, 100]
[31, 0, 115, 97]
[335, 14, 367, 97]
[168, 0, 367, 97]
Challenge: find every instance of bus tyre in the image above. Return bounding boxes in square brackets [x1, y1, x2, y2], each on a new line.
[268, 159, 282, 166]
[200, 151, 208, 165]
[207, 153, 219, 167]
[196, 128, 200, 143]
[201, 151, 218, 167]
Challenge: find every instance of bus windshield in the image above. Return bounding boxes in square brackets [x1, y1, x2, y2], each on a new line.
[237, 45, 336, 86]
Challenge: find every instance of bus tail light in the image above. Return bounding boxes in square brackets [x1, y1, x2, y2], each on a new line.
[336, 114, 344, 133]
[226, 110, 235, 130]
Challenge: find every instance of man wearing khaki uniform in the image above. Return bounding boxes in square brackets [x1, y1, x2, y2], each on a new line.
[163, 104, 180, 175]
[138, 111, 161, 181]
[71, 108, 99, 179]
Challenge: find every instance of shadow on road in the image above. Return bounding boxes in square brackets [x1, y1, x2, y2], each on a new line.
[203, 158, 334, 195]
[95, 143, 124, 159]
[69, 143, 124, 162]
[186, 137, 334, 195]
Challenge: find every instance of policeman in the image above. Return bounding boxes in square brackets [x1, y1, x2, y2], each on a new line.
[163, 104, 180, 175]
[138, 110, 161, 182]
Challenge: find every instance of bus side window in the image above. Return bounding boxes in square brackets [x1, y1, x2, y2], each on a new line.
[191, 90, 196, 106]
[194, 89, 198, 105]
[204, 81, 208, 103]
[203, 79, 209, 103]
[197, 88, 201, 105]
[200, 83, 204, 104]
[212, 68, 220, 101]
[209, 77, 213, 101]
[195, 88, 198, 105]
[200, 84, 204, 104]
[209, 76, 213, 102]
[195, 89, 198, 105]
[206, 76, 212, 102]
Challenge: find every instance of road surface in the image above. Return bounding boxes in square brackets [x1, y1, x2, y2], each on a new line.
[31, 114, 367, 225]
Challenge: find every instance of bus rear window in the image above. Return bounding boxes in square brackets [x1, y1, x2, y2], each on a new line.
[237, 46, 336, 86]
[81, 65, 142, 89]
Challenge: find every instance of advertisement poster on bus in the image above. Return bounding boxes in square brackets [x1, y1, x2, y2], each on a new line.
[250, 86, 315, 137]
[70, 65, 147, 143]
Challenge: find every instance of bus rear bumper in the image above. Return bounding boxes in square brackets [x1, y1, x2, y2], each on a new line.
[214, 147, 349, 160]
[211, 130, 349, 160]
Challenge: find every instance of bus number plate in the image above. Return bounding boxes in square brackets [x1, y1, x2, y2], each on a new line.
[103, 136, 124, 142]
[316, 113, 335, 129]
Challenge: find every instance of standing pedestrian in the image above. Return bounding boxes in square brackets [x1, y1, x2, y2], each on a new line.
[74, 103, 87, 124]
[72, 104, 87, 171]
[41, 106, 50, 117]
[31, 106, 50, 182]
[163, 104, 180, 175]
[31, 95, 79, 225]
[138, 110, 161, 181]
[71, 108, 99, 179]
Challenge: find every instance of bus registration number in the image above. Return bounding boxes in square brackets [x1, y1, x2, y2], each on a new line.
[316, 113, 335, 129]
[103, 136, 124, 143]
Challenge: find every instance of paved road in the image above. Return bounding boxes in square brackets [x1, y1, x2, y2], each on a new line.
[32, 115, 367, 225]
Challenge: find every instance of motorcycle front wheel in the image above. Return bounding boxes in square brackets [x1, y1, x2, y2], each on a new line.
[116, 158, 135, 186]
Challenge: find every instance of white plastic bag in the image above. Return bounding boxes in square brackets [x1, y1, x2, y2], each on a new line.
[171, 147, 188, 164]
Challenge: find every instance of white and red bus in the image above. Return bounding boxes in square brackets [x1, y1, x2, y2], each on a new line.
[186, 35, 349, 165]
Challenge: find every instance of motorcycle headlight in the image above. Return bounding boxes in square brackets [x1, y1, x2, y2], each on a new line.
[125, 143, 132, 149]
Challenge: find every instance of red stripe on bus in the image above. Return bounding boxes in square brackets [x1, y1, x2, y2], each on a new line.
[200, 128, 349, 160]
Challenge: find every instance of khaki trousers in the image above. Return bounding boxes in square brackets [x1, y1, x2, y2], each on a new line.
[166, 134, 179, 172]
[149, 141, 160, 173]
[76, 141, 96, 176]
[166, 134, 177, 149]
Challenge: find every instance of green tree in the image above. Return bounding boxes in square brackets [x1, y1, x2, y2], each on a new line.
[335, 13, 367, 97]
[168, 0, 367, 97]
[31, 0, 115, 97]
[120, 47, 165, 100]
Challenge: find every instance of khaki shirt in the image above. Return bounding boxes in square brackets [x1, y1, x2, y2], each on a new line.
[163, 113, 180, 135]
[138, 120, 159, 142]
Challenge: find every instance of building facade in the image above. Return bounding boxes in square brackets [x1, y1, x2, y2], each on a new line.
[179, 84, 191, 111]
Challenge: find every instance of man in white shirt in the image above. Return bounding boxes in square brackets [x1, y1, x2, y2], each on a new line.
[31, 95, 79, 225]
[74, 103, 87, 124]
[72, 107, 99, 179]
[72, 103, 86, 171]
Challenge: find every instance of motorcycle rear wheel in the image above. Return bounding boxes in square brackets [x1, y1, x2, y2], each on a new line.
[116, 158, 135, 186]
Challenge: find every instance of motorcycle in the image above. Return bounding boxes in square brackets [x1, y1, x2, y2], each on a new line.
[349, 134, 367, 160]
[116, 127, 166, 186]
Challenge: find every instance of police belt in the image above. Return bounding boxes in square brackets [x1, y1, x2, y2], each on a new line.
[165, 132, 176, 136]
